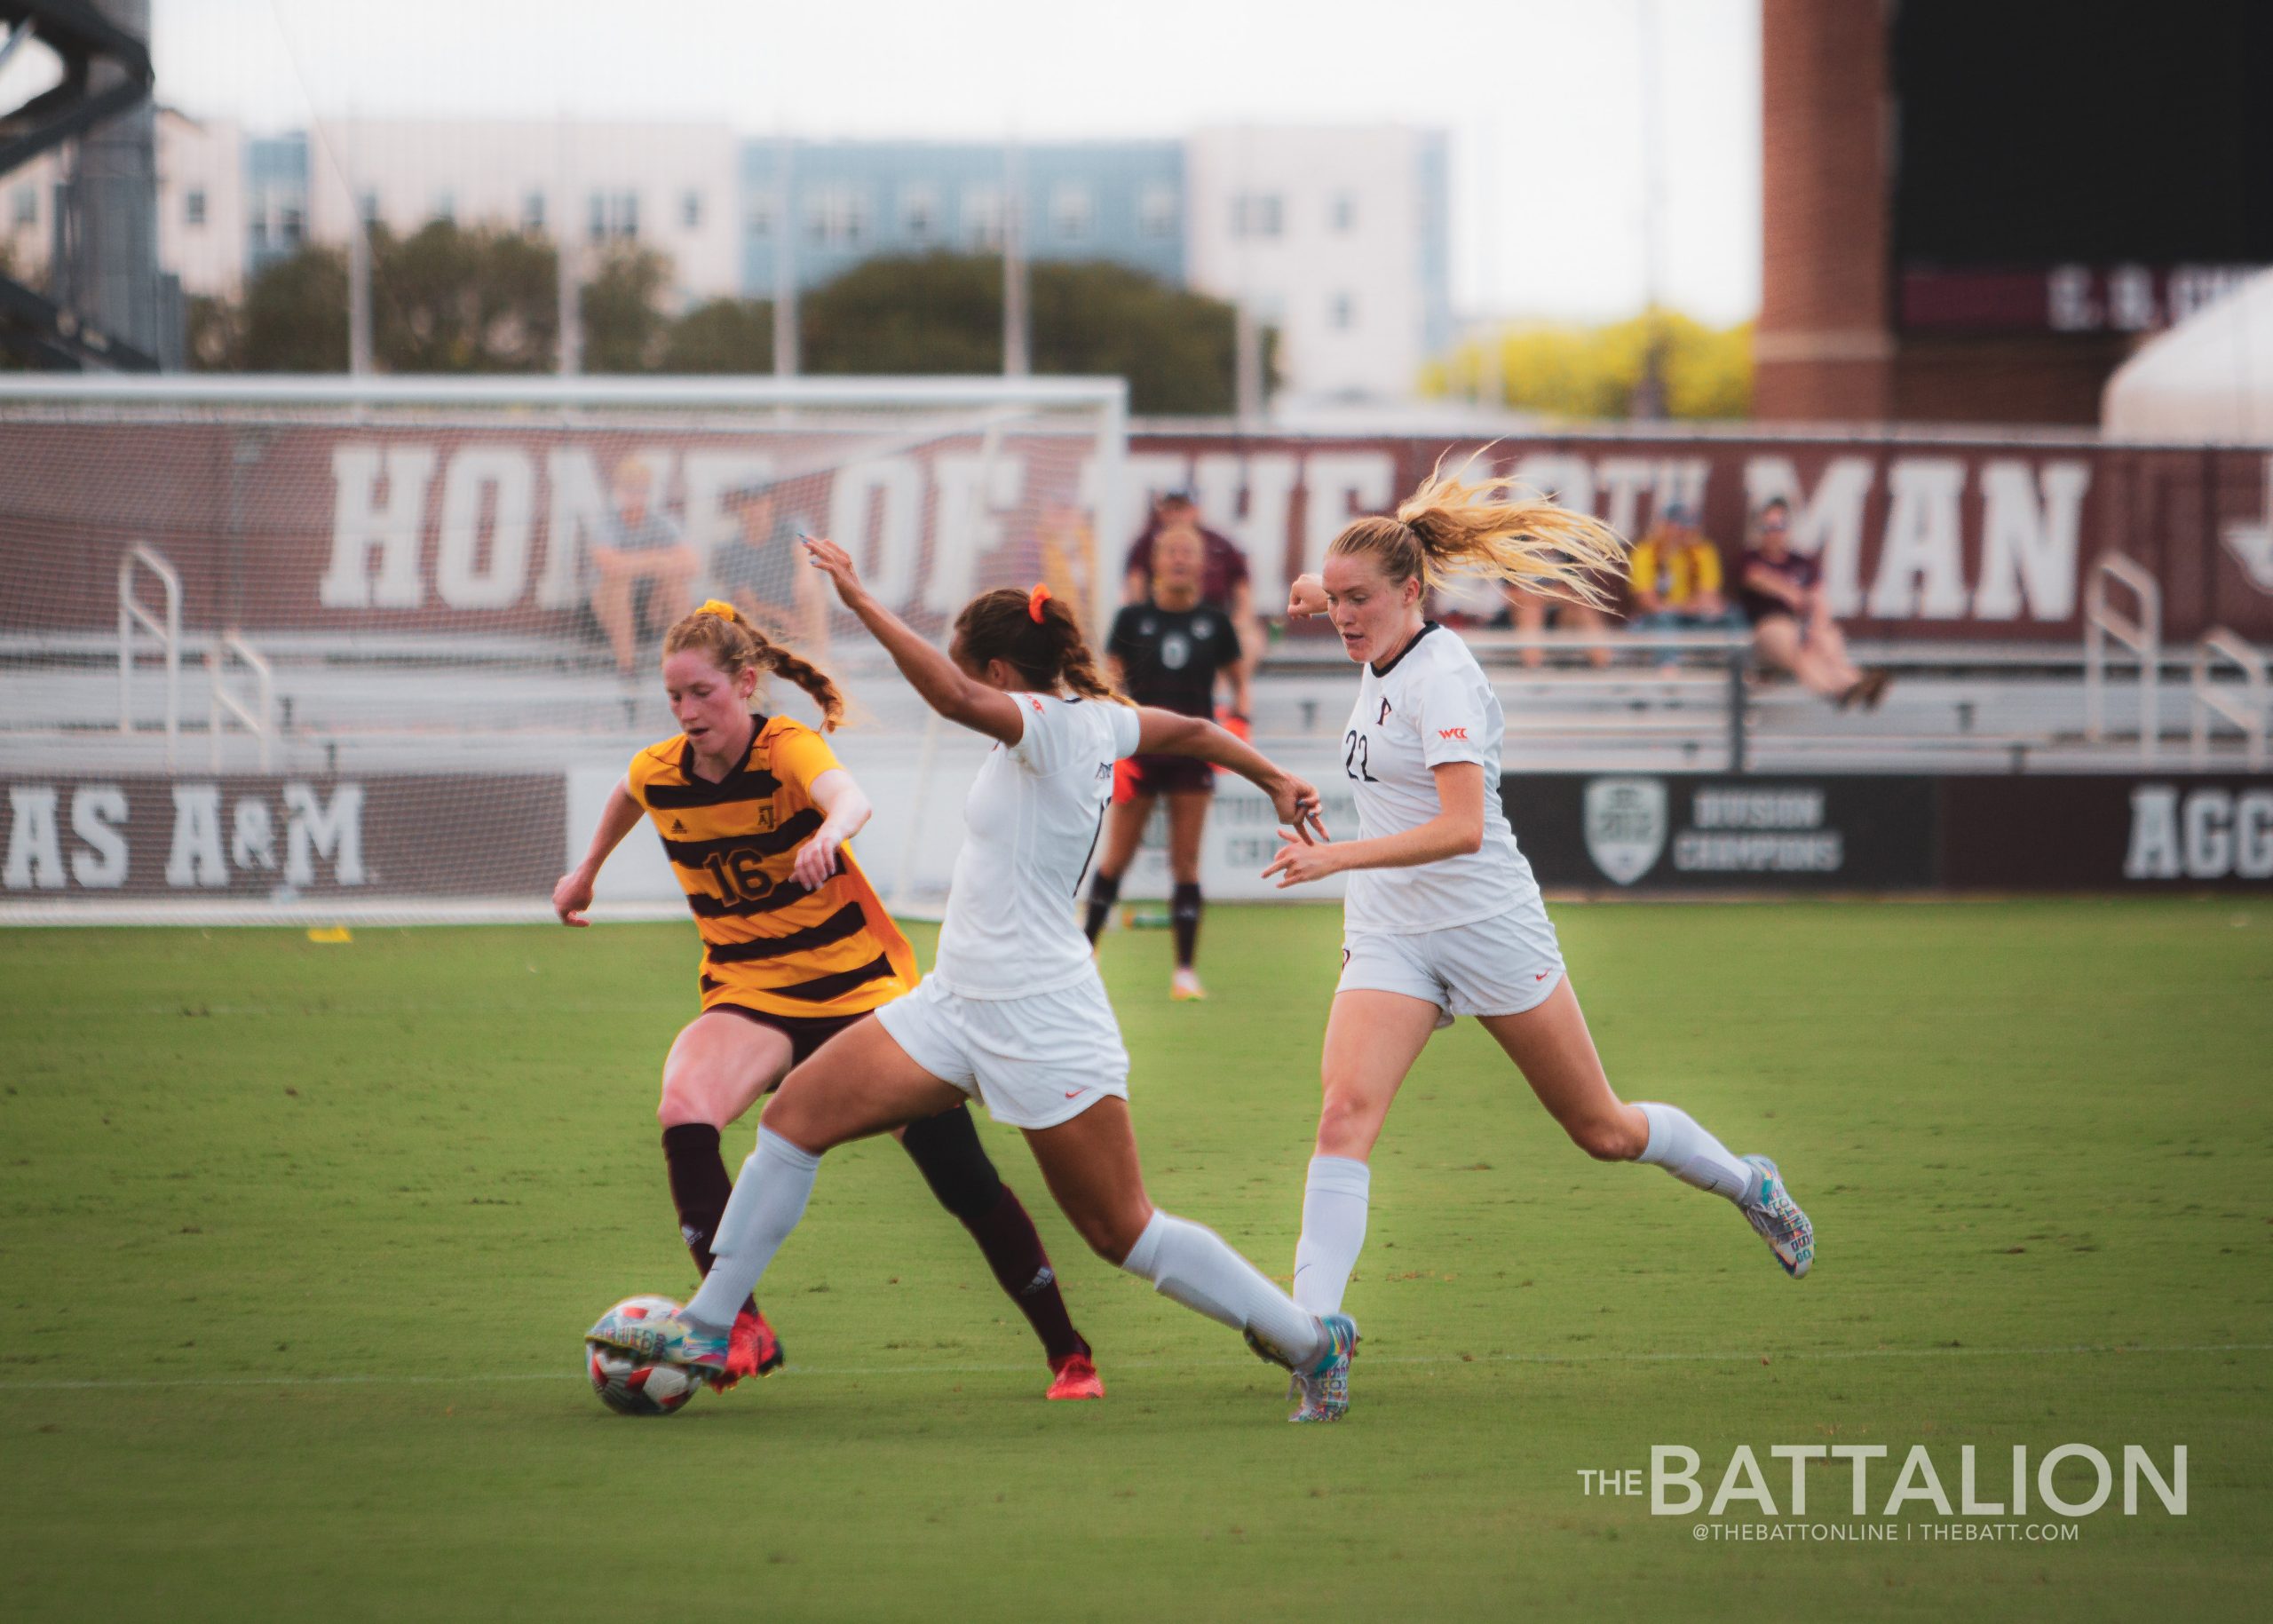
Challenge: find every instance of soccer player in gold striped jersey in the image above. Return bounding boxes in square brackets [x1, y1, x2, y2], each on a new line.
[554, 601, 1103, 1399]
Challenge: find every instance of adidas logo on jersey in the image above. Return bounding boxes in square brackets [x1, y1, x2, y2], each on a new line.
[671, 818, 687, 834]
[1379, 698, 1391, 724]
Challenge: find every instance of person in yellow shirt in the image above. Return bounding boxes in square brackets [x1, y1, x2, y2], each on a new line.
[553, 600, 1105, 1400]
[1627, 503, 1746, 636]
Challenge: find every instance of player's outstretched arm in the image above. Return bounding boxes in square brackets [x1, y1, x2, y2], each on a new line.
[1134, 707, 1327, 843]
[554, 779, 645, 925]
[790, 768, 872, 891]
[1287, 574, 1328, 618]
[1261, 761, 1485, 889]
[801, 535, 1026, 746]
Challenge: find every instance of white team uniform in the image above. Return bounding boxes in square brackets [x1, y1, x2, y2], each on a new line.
[1334, 622, 1564, 1024]
[876, 693, 1143, 1129]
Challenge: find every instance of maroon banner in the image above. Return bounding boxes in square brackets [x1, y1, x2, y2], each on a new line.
[0, 775, 564, 898]
[4, 416, 2271, 646]
[1119, 432, 2273, 646]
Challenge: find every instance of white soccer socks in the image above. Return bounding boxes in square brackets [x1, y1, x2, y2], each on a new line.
[1121, 1210, 1327, 1368]
[684, 1128, 823, 1331]
[1291, 1154, 1372, 1317]
[1635, 1101, 1761, 1206]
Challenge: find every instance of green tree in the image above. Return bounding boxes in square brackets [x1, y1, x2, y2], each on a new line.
[800, 251, 1261, 414]
[1424, 310, 1754, 421]
[579, 245, 672, 373]
[235, 244, 350, 371]
[369, 221, 557, 373]
[660, 297, 772, 372]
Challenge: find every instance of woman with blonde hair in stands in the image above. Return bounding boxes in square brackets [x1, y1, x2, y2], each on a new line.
[555, 598, 1107, 1401]
[593, 555, 1361, 1411]
[1267, 459, 1816, 1422]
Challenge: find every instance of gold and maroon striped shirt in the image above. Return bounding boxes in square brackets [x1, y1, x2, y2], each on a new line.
[626, 717, 916, 1018]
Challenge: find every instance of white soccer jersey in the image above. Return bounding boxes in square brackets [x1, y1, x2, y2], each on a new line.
[1340, 622, 1540, 933]
[931, 693, 1143, 999]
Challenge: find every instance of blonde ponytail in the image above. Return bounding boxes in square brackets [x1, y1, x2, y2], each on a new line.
[1331, 452, 1630, 610]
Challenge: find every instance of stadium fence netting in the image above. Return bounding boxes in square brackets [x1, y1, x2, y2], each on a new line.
[0, 376, 1130, 923]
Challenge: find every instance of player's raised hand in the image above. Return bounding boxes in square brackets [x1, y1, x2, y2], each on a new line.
[1287, 573, 1328, 618]
[551, 868, 596, 927]
[1267, 773, 1330, 844]
[800, 535, 865, 606]
[1262, 830, 1341, 888]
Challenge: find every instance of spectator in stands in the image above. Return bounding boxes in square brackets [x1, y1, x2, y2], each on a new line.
[1123, 490, 1256, 716]
[711, 481, 830, 658]
[1505, 568, 1613, 669]
[591, 456, 701, 675]
[1739, 497, 1889, 709]
[1628, 503, 1746, 665]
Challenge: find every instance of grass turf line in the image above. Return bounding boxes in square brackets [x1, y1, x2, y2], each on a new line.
[1, 899, 2269, 1620]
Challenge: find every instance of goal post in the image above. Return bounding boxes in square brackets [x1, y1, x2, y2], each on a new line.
[0, 374, 1129, 923]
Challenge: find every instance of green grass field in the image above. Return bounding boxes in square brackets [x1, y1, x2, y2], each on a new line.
[3, 899, 2269, 1620]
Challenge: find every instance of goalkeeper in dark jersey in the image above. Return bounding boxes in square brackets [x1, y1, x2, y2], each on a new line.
[1084, 524, 1247, 1000]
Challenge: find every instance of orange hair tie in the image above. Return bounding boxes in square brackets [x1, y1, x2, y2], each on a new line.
[1026, 582, 1051, 622]
[698, 598, 740, 622]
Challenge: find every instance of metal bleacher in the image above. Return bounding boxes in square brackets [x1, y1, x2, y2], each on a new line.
[3, 548, 2266, 780]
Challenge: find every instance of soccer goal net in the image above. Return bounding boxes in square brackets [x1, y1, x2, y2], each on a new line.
[0, 375, 1129, 923]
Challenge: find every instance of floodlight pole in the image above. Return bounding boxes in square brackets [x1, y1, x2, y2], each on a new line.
[345, 116, 373, 376]
[772, 130, 798, 376]
[1002, 136, 1029, 376]
[555, 114, 581, 376]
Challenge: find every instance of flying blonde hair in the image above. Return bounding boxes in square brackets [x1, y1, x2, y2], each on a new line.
[1330, 452, 1629, 610]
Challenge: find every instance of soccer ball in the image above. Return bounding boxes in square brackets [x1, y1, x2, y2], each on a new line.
[584, 1295, 704, 1416]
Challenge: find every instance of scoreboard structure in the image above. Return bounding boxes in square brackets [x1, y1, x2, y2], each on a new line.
[1756, 0, 2273, 426]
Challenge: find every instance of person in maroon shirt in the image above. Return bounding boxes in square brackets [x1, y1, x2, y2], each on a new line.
[1739, 498, 1889, 709]
[1123, 494, 1258, 711]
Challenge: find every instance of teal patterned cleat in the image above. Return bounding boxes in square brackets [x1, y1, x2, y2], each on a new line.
[1742, 1155, 1814, 1279]
[586, 1298, 731, 1376]
[1291, 1313, 1358, 1423]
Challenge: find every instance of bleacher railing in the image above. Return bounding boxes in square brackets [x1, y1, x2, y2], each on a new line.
[2190, 628, 2268, 771]
[207, 630, 276, 771]
[116, 542, 180, 764]
[2084, 551, 2161, 762]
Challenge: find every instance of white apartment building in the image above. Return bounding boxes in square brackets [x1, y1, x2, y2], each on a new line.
[3, 115, 1451, 403]
[300, 119, 741, 308]
[1184, 124, 1453, 407]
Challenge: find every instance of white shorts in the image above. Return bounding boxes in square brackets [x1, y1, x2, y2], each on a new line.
[874, 970, 1131, 1130]
[1337, 897, 1565, 1027]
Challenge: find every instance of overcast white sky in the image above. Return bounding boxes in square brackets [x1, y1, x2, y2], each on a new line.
[134, 0, 1759, 323]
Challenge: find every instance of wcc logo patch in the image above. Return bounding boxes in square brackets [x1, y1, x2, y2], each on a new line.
[1583, 777, 1668, 886]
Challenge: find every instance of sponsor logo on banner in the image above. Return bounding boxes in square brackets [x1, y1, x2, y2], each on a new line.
[1583, 777, 1667, 885]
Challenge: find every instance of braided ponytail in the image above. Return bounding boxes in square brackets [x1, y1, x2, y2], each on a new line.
[953, 587, 1133, 707]
[662, 598, 847, 732]
[752, 635, 846, 731]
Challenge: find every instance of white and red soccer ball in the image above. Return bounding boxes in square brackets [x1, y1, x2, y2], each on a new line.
[584, 1295, 703, 1416]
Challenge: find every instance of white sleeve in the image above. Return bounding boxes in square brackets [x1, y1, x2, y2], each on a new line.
[1006, 693, 1067, 772]
[1105, 700, 1142, 762]
[1415, 666, 1491, 769]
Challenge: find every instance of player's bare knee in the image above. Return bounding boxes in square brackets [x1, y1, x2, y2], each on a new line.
[1069, 1200, 1148, 1264]
[1313, 1088, 1380, 1158]
[655, 1073, 717, 1130]
[1569, 1113, 1643, 1161]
